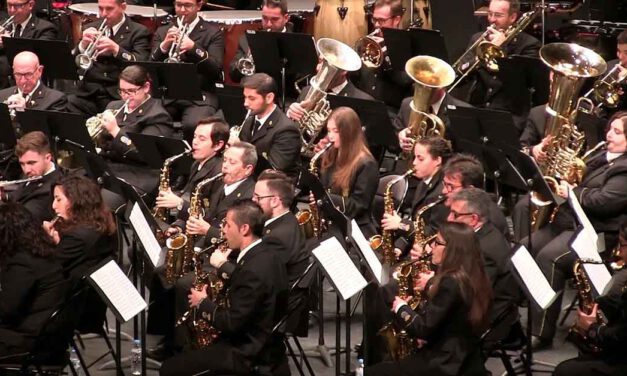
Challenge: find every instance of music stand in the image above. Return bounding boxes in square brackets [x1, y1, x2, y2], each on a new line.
[246, 30, 318, 109]
[129, 61, 203, 101]
[0, 104, 17, 149]
[520, 56, 551, 107]
[3, 38, 79, 82]
[447, 106, 521, 152]
[215, 83, 247, 126]
[382, 28, 450, 70]
[429, 0, 478, 63]
[126, 132, 192, 175]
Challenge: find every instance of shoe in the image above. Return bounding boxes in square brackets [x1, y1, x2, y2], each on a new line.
[146, 342, 174, 361]
[530, 336, 553, 351]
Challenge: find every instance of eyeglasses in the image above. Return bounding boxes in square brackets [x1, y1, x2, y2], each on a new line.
[372, 16, 392, 24]
[14, 71, 37, 79]
[430, 237, 447, 247]
[443, 182, 463, 192]
[486, 11, 508, 18]
[7, 1, 30, 9]
[449, 210, 475, 220]
[174, 2, 196, 9]
[253, 193, 275, 201]
[118, 87, 142, 96]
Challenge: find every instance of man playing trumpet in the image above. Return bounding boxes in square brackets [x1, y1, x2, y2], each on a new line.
[151, 0, 224, 142]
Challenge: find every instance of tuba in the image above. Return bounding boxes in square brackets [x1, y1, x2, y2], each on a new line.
[583, 63, 627, 109]
[355, 29, 387, 69]
[566, 259, 603, 354]
[530, 43, 606, 229]
[153, 150, 191, 222]
[164, 19, 190, 63]
[402, 56, 455, 164]
[296, 141, 333, 239]
[86, 99, 130, 147]
[298, 38, 362, 154]
[75, 19, 108, 71]
[165, 172, 224, 284]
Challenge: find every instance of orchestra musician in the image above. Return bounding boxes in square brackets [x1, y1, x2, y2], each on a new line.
[234, 73, 301, 178]
[0, 131, 63, 222]
[160, 200, 289, 376]
[553, 221, 627, 376]
[518, 112, 627, 349]
[0, 203, 67, 358]
[0, 0, 57, 89]
[597, 29, 627, 118]
[67, 0, 151, 117]
[365, 222, 492, 375]
[150, 0, 225, 142]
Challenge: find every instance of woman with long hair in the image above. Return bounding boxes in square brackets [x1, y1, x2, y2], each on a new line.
[366, 222, 493, 376]
[0, 203, 67, 357]
[317, 106, 379, 236]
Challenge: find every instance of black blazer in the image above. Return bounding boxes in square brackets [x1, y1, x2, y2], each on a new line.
[239, 107, 302, 178]
[392, 275, 486, 375]
[262, 213, 308, 286]
[11, 15, 57, 39]
[0, 84, 66, 112]
[179, 156, 223, 206]
[55, 225, 116, 282]
[297, 81, 375, 102]
[74, 18, 151, 99]
[519, 104, 547, 147]
[199, 241, 288, 363]
[0, 251, 67, 350]
[6, 169, 63, 222]
[352, 62, 413, 109]
[394, 94, 472, 133]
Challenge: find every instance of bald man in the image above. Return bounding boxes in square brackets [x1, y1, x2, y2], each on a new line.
[0, 51, 66, 113]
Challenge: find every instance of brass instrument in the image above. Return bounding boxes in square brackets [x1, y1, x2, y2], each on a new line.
[0, 16, 15, 35]
[369, 170, 414, 265]
[75, 19, 108, 71]
[229, 109, 251, 143]
[530, 43, 606, 229]
[609, 242, 625, 271]
[0, 175, 42, 187]
[583, 64, 627, 109]
[296, 141, 333, 239]
[165, 19, 190, 63]
[566, 259, 603, 354]
[236, 50, 256, 76]
[86, 99, 130, 147]
[165, 172, 224, 284]
[4, 90, 33, 121]
[355, 29, 387, 69]
[402, 56, 455, 163]
[298, 38, 362, 153]
[153, 149, 192, 222]
[449, 7, 543, 92]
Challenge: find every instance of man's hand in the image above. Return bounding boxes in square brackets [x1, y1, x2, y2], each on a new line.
[486, 25, 507, 46]
[531, 136, 551, 163]
[210, 247, 233, 269]
[575, 304, 599, 333]
[286, 101, 308, 121]
[398, 128, 414, 152]
[155, 189, 183, 209]
[381, 211, 402, 231]
[415, 271, 434, 292]
[556, 179, 574, 199]
[160, 26, 179, 51]
[186, 215, 211, 235]
[101, 110, 121, 138]
[188, 284, 207, 307]
[96, 36, 120, 57]
[5, 93, 26, 111]
[179, 35, 194, 54]
[79, 27, 99, 50]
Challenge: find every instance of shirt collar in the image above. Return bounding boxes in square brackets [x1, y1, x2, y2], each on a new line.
[237, 238, 262, 263]
[224, 177, 246, 196]
[607, 151, 624, 162]
[255, 104, 277, 127]
[431, 93, 446, 115]
[265, 210, 290, 226]
[178, 15, 199, 34]
[330, 79, 349, 95]
[16, 14, 32, 34]
[110, 15, 126, 36]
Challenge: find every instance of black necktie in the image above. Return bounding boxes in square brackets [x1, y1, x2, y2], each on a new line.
[251, 120, 261, 137]
[14, 24, 21, 37]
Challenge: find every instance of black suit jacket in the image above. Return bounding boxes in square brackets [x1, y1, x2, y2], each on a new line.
[0, 84, 66, 112]
[0, 251, 66, 350]
[55, 226, 116, 282]
[297, 80, 375, 102]
[239, 107, 302, 178]
[6, 169, 63, 222]
[179, 156, 223, 206]
[519, 103, 546, 147]
[394, 94, 472, 133]
[10, 15, 57, 39]
[262, 213, 308, 286]
[75, 18, 151, 99]
[353, 61, 413, 109]
[199, 241, 288, 362]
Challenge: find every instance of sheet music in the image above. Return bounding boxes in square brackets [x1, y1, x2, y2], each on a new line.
[89, 260, 147, 322]
[568, 186, 599, 246]
[350, 220, 383, 284]
[570, 228, 603, 262]
[129, 202, 161, 267]
[511, 246, 558, 309]
[582, 263, 612, 297]
[312, 236, 367, 301]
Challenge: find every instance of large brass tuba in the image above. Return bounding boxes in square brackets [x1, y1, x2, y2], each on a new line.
[565, 259, 603, 354]
[401, 56, 455, 163]
[530, 43, 606, 228]
[298, 38, 362, 153]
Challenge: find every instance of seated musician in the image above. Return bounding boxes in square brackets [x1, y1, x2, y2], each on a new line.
[553, 221, 627, 376]
[516, 112, 627, 349]
[0, 203, 67, 359]
[232, 73, 301, 178]
[597, 30, 627, 118]
[150, 0, 224, 141]
[154, 117, 228, 217]
[0, 131, 63, 222]
[0, 0, 57, 89]
[160, 200, 289, 376]
[67, 0, 151, 116]
[365, 222, 491, 375]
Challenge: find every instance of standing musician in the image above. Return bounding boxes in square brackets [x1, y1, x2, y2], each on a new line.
[0, 131, 63, 222]
[150, 0, 225, 142]
[0, 0, 57, 89]
[234, 73, 301, 178]
[67, 0, 151, 117]
[553, 221, 627, 376]
[365, 222, 492, 375]
[518, 112, 627, 349]
[160, 200, 289, 376]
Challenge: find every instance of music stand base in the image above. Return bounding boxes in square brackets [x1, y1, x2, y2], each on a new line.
[499, 359, 555, 376]
[302, 344, 333, 367]
[80, 329, 133, 342]
[99, 356, 162, 371]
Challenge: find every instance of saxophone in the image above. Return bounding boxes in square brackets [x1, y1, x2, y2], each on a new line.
[153, 150, 191, 223]
[165, 172, 224, 284]
[296, 141, 333, 239]
[566, 259, 603, 354]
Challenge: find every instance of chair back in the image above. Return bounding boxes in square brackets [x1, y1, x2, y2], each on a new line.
[372, 174, 410, 230]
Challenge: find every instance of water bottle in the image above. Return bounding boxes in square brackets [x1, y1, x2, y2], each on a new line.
[130, 339, 142, 375]
[355, 358, 364, 376]
[69, 347, 85, 376]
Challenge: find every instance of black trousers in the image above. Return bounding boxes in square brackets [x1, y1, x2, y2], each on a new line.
[554, 354, 627, 376]
[159, 342, 252, 376]
[164, 96, 218, 142]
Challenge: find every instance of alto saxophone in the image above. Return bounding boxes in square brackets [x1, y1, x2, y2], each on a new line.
[566, 259, 603, 354]
[165, 172, 224, 284]
[153, 150, 191, 222]
[296, 142, 333, 239]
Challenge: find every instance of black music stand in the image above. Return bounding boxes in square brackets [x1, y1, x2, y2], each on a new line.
[0, 103, 17, 148]
[448, 106, 521, 151]
[3, 38, 79, 82]
[429, 0, 477, 63]
[520, 56, 551, 107]
[382, 28, 450, 70]
[246, 30, 318, 109]
[129, 61, 203, 101]
[215, 83, 247, 126]
[126, 132, 192, 174]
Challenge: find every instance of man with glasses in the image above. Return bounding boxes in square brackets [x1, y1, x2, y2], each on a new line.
[68, 0, 151, 117]
[151, 0, 224, 142]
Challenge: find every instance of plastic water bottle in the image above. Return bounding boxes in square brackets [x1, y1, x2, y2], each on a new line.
[355, 358, 364, 376]
[69, 347, 85, 376]
[130, 339, 142, 375]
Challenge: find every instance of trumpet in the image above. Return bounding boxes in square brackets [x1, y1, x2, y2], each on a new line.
[4, 91, 33, 120]
[583, 64, 627, 109]
[0, 16, 15, 35]
[75, 19, 108, 71]
[165, 20, 190, 63]
[86, 99, 130, 146]
[229, 109, 251, 143]
[236, 50, 256, 76]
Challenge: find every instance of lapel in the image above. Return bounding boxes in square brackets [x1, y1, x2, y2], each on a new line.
[412, 170, 442, 211]
[251, 109, 278, 143]
[338, 81, 354, 97]
[22, 17, 36, 37]
[112, 18, 131, 44]
[187, 18, 208, 42]
[581, 153, 625, 186]
[28, 85, 46, 109]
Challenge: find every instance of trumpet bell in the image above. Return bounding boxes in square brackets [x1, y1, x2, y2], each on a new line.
[75, 54, 93, 71]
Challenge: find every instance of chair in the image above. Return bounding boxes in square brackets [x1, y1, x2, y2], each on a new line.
[480, 305, 529, 376]
[371, 174, 410, 232]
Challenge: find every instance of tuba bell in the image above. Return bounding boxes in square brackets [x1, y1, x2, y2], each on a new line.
[355, 29, 387, 69]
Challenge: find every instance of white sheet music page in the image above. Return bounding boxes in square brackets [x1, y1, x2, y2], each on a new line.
[129, 202, 161, 267]
[582, 262, 613, 297]
[511, 245, 558, 309]
[350, 220, 383, 284]
[90, 260, 147, 322]
[570, 228, 603, 263]
[312, 236, 367, 301]
[568, 186, 599, 247]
